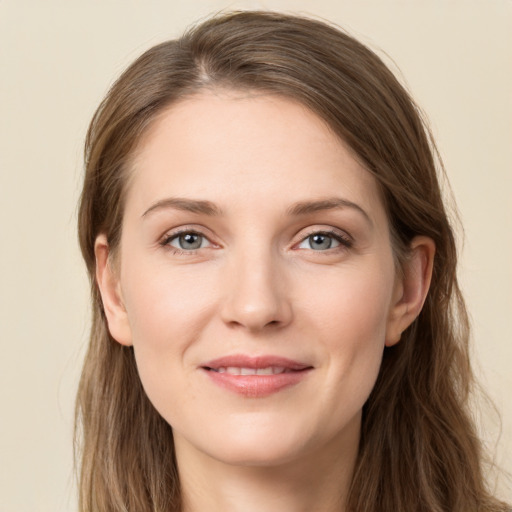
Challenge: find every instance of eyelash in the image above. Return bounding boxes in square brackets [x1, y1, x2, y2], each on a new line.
[159, 227, 353, 255]
[297, 229, 353, 252]
[160, 228, 210, 255]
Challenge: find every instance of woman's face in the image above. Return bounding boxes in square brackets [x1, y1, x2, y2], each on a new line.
[99, 91, 410, 468]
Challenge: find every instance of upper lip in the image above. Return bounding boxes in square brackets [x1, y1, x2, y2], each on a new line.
[201, 354, 312, 371]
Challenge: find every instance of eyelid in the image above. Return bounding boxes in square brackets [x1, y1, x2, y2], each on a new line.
[159, 225, 218, 253]
[169, 232, 210, 250]
[293, 226, 353, 248]
[157, 224, 353, 255]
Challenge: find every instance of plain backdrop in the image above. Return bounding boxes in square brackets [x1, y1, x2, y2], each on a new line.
[0, 1, 510, 510]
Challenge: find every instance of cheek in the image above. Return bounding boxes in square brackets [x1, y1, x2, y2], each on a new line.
[122, 258, 219, 344]
[302, 258, 394, 343]
[120, 260, 220, 409]
[301, 260, 394, 400]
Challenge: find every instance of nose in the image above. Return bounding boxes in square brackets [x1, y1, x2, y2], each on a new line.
[220, 248, 293, 332]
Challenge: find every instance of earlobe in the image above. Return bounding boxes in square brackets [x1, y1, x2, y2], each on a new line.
[94, 234, 133, 346]
[385, 236, 435, 347]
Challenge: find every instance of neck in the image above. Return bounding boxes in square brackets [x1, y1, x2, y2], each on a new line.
[174, 426, 359, 512]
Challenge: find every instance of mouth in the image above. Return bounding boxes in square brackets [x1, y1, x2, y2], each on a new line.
[200, 355, 313, 397]
[206, 366, 297, 375]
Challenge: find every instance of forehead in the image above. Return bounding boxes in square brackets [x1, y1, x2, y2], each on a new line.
[126, 90, 386, 222]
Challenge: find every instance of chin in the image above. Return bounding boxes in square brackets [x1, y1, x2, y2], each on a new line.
[176, 411, 326, 468]
[208, 438, 307, 468]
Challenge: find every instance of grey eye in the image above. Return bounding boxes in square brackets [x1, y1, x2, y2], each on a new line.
[171, 232, 205, 250]
[307, 233, 336, 250]
[297, 232, 343, 251]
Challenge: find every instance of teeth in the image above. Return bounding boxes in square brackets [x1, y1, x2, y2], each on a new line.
[213, 366, 287, 375]
[256, 367, 273, 375]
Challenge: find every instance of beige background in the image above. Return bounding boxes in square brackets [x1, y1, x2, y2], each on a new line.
[0, 1, 510, 510]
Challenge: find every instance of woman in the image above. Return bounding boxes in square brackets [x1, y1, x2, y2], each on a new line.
[75, 11, 510, 512]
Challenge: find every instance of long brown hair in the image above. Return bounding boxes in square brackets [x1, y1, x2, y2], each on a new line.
[76, 11, 509, 512]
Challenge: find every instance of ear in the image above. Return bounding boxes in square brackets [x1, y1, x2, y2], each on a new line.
[385, 236, 435, 347]
[94, 234, 133, 346]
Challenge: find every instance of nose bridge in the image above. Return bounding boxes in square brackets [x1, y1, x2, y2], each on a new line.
[221, 240, 292, 331]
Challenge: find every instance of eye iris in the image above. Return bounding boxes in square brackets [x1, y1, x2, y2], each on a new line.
[309, 234, 332, 250]
[179, 233, 202, 250]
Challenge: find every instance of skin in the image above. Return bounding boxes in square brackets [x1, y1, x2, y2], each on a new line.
[95, 90, 434, 512]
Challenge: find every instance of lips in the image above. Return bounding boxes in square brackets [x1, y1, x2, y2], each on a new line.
[201, 355, 313, 397]
[211, 366, 289, 375]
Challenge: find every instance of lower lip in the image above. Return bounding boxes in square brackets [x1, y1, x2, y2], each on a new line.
[202, 368, 312, 397]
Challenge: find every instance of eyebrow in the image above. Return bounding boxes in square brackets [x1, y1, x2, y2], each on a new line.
[141, 196, 372, 225]
[287, 197, 372, 225]
[142, 197, 223, 218]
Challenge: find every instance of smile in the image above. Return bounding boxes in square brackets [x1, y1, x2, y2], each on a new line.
[208, 366, 291, 375]
[201, 355, 313, 397]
